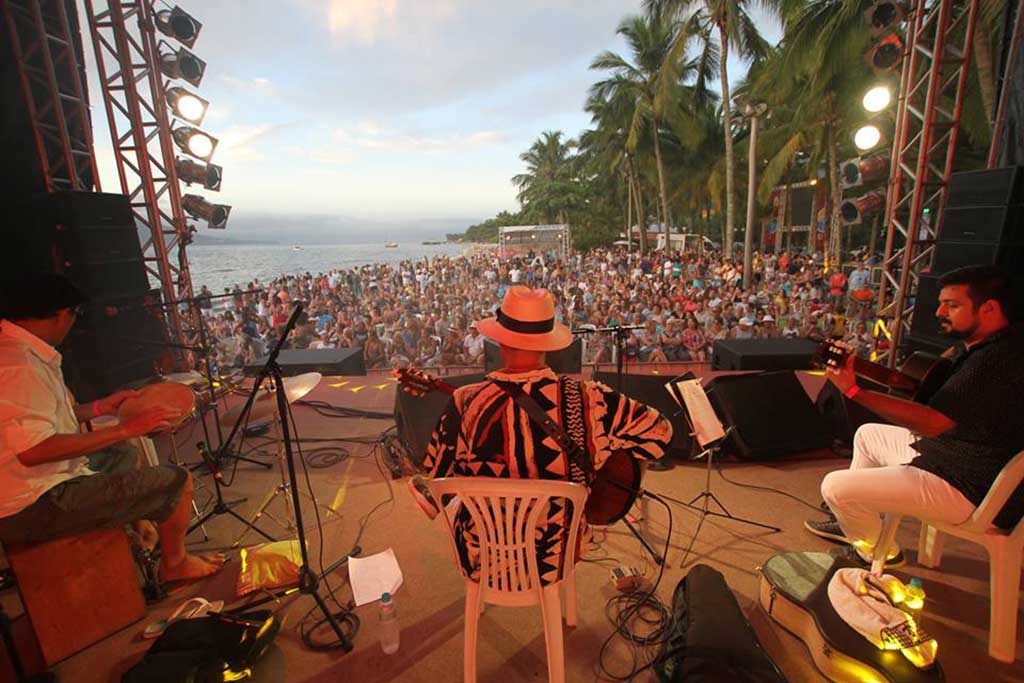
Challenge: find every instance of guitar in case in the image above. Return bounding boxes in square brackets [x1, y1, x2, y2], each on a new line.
[395, 366, 641, 526]
[759, 551, 944, 683]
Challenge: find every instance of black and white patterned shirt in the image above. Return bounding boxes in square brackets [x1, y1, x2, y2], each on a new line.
[910, 324, 1024, 528]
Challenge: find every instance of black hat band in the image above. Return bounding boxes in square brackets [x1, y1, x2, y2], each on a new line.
[497, 309, 554, 334]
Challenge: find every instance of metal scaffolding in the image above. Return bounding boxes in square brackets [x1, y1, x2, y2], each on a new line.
[2, 0, 99, 192]
[82, 0, 195, 364]
[875, 0, 980, 365]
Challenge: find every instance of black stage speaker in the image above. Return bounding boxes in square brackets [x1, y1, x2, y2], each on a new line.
[707, 371, 833, 460]
[244, 347, 366, 377]
[712, 338, 818, 371]
[484, 338, 582, 374]
[394, 373, 486, 467]
[593, 371, 694, 457]
[62, 289, 170, 402]
[908, 167, 1024, 349]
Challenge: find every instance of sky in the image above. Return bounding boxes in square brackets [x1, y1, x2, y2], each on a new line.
[79, 0, 782, 234]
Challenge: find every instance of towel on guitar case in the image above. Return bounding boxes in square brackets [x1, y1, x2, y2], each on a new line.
[655, 564, 786, 683]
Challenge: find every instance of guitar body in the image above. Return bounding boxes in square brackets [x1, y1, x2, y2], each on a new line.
[759, 551, 944, 683]
[901, 352, 953, 404]
[585, 450, 641, 526]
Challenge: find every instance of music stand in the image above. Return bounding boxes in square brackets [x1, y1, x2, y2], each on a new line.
[663, 378, 780, 532]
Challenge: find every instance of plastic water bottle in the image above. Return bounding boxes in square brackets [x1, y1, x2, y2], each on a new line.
[379, 592, 400, 654]
[904, 577, 926, 610]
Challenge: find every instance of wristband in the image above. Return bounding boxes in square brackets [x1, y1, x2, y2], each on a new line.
[844, 385, 861, 400]
[92, 400, 102, 418]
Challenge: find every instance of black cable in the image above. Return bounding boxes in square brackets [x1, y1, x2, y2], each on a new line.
[596, 494, 675, 681]
[714, 460, 822, 513]
[297, 399, 393, 421]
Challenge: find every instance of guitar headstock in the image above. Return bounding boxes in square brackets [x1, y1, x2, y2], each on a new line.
[812, 336, 849, 369]
[393, 366, 444, 397]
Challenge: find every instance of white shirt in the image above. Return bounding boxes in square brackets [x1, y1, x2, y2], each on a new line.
[0, 321, 93, 518]
[464, 332, 485, 357]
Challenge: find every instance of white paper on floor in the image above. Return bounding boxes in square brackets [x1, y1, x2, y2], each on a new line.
[348, 547, 404, 606]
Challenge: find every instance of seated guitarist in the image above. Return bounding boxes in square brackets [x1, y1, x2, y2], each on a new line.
[420, 286, 673, 584]
[806, 265, 1024, 566]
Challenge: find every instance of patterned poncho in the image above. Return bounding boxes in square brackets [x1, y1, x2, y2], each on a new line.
[424, 367, 673, 584]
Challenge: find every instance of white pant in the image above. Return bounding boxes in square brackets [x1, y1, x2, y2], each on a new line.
[821, 424, 976, 555]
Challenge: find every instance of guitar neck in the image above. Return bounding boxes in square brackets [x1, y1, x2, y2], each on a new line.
[850, 356, 916, 392]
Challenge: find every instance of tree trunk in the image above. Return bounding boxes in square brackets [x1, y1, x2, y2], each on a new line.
[625, 171, 634, 253]
[719, 23, 736, 256]
[632, 170, 648, 254]
[974, 29, 997, 126]
[651, 116, 672, 250]
[826, 117, 843, 267]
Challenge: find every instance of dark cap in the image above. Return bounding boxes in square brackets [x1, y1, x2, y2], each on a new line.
[0, 272, 88, 321]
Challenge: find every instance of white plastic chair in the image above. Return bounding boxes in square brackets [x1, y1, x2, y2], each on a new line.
[427, 477, 588, 683]
[872, 449, 1024, 663]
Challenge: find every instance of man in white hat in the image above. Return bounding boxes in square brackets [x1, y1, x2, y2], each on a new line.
[419, 286, 673, 585]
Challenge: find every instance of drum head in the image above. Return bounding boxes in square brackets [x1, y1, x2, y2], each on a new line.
[119, 382, 196, 427]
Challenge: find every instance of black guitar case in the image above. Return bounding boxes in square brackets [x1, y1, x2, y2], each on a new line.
[759, 551, 945, 683]
[656, 564, 786, 682]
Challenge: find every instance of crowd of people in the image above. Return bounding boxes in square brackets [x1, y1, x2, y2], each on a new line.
[194, 247, 883, 374]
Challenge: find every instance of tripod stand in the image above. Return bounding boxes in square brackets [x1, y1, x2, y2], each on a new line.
[188, 441, 276, 542]
[661, 378, 780, 533]
[229, 303, 360, 651]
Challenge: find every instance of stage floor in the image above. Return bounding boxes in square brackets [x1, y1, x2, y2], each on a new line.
[4, 366, 1021, 682]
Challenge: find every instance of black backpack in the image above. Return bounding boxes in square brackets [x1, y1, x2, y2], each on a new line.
[122, 610, 280, 683]
[655, 564, 786, 683]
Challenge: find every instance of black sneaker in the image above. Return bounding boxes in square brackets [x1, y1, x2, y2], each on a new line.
[804, 518, 849, 544]
[830, 545, 906, 570]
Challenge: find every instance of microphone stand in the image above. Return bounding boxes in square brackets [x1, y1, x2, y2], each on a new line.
[188, 442, 275, 542]
[229, 303, 361, 652]
[571, 324, 666, 565]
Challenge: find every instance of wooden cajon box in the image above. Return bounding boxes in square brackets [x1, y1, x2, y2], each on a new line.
[6, 527, 145, 665]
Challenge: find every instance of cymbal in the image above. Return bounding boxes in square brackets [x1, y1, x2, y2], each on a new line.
[218, 372, 322, 429]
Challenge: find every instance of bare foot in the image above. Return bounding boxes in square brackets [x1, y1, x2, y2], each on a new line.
[160, 553, 226, 582]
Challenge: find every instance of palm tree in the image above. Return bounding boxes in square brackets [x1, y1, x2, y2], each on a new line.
[511, 131, 580, 225]
[590, 12, 707, 243]
[648, 0, 781, 256]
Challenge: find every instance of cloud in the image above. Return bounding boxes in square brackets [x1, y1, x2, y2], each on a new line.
[327, 124, 506, 154]
[216, 123, 292, 163]
[218, 74, 277, 95]
[292, 0, 458, 46]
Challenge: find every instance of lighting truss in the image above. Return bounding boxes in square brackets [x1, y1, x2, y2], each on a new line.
[875, 0, 980, 366]
[83, 0, 198, 365]
[1, 0, 100, 192]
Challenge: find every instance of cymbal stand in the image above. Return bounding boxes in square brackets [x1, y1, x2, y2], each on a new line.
[229, 394, 343, 548]
[168, 431, 208, 542]
[188, 440, 276, 543]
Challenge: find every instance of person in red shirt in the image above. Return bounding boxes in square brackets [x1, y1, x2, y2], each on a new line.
[828, 269, 848, 308]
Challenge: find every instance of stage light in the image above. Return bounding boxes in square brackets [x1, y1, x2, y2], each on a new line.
[864, 1, 905, 35]
[172, 125, 217, 160]
[183, 194, 230, 229]
[841, 156, 890, 188]
[155, 6, 202, 48]
[158, 43, 206, 87]
[862, 85, 891, 112]
[166, 87, 208, 124]
[840, 191, 886, 224]
[854, 124, 883, 151]
[176, 157, 222, 191]
[867, 34, 903, 72]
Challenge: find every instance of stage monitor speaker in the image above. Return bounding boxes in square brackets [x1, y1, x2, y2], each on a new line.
[484, 338, 582, 374]
[244, 347, 366, 377]
[711, 338, 818, 371]
[945, 166, 1024, 208]
[394, 373, 486, 467]
[2, 191, 149, 298]
[939, 204, 1024, 243]
[706, 371, 832, 460]
[931, 240, 1024, 277]
[62, 289, 170, 402]
[593, 371, 694, 458]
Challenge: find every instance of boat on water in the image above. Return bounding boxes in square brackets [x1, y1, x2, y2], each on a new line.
[421, 240, 442, 245]
[385, 241, 398, 248]
[292, 245, 303, 251]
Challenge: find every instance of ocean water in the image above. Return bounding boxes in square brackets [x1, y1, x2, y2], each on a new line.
[187, 242, 471, 293]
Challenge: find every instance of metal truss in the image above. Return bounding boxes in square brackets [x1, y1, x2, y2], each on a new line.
[876, 0, 980, 366]
[2, 0, 99, 192]
[82, 0, 195, 364]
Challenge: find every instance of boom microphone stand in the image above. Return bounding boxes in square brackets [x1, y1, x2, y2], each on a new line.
[230, 303, 361, 651]
[572, 324, 665, 565]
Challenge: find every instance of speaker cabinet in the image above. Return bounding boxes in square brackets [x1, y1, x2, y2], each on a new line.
[939, 204, 1024, 243]
[484, 338, 582, 374]
[945, 166, 1024, 208]
[931, 240, 1024, 275]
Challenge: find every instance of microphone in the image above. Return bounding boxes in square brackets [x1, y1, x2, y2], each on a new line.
[196, 442, 222, 481]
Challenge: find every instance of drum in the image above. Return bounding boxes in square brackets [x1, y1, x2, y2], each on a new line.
[118, 382, 196, 431]
[852, 289, 875, 302]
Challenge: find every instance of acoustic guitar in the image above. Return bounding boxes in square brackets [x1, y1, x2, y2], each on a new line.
[395, 367, 641, 526]
[811, 337, 953, 404]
